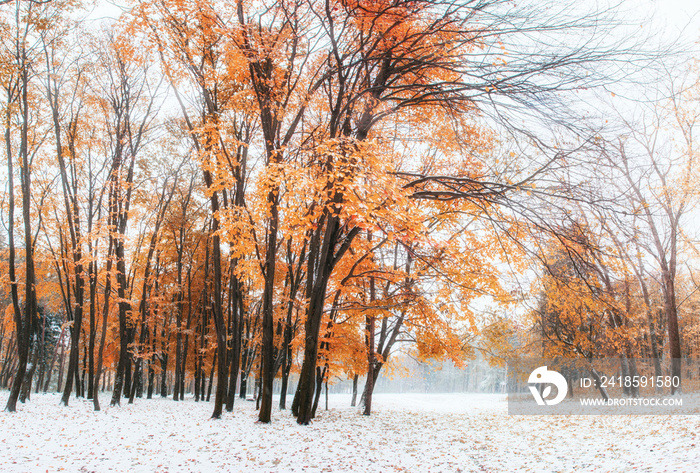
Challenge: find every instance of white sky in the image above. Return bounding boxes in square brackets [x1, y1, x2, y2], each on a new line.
[650, 0, 700, 30]
[85, 1, 700, 30]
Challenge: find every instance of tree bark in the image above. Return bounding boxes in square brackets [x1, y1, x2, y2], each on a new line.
[5, 52, 36, 413]
[350, 374, 358, 407]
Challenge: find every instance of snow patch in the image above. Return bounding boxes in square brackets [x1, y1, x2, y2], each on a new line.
[0, 392, 697, 472]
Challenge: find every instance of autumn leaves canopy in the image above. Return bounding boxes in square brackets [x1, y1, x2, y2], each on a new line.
[2, 0, 674, 422]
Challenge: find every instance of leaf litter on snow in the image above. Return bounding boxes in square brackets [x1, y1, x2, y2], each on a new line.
[0, 392, 699, 472]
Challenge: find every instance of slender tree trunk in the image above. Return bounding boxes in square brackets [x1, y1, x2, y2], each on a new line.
[360, 362, 384, 411]
[178, 326, 188, 401]
[311, 366, 326, 418]
[363, 247, 377, 416]
[295, 211, 359, 424]
[109, 208, 131, 407]
[160, 354, 169, 398]
[226, 264, 242, 412]
[20, 328, 39, 403]
[350, 374, 358, 407]
[258, 185, 279, 423]
[278, 286, 297, 410]
[239, 348, 249, 399]
[207, 352, 217, 402]
[173, 239, 185, 402]
[590, 368, 610, 401]
[35, 314, 47, 394]
[123, 354, 132, 399]
[194, 355, 201, 402]
[87, 259, 97, 400]
[0, 337, 16, 389]
[209, 227, 228, 417]
[363, 316, 376, 416]
[634, 253, 663, 390]
[147, 358, 155, 399]
[663, 273, 682, 394]
[110, 240, 132, 407]
[56, 341, 65, 394]
[93, 239, 113, 411]
[5, 55, 36, 413]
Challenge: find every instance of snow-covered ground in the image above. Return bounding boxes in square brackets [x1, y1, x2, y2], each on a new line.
[0, 391, 698, 472]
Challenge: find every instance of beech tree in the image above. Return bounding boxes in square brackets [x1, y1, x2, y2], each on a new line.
[1, 0, 48, 412]
[90, 29, 162, 407]
[0, 0, 680, 424]
[38, 9, 94, 406]
[595, 94, 698, 394]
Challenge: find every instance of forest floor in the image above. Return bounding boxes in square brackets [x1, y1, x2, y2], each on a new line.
[0, 391, 698, 472]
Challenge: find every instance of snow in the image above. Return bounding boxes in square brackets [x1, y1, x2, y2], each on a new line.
[1, 391, 699, 472]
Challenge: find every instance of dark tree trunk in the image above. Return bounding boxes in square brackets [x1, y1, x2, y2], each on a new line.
[173, 243, 185, 402]
[628, 357, 640, 398]
[278, 256, 301, 410]
[621, 356, 631, 396]
[633, 253, 663, 391]
[226, 265, 242, 412]
[351, 374, 358, 407]
[239, 346, 249, 399]
[147, 358, 155, 399]
[87, 258, 97, 400]
[5, 55, 36, 414]
[589, 368, 610, 401]
[363, 243, 377, 416]
[360, 362, 384, 412]
[123, 355, 132, 399]
[255, 363, 263, 411]
[20, 328, 39, 403]
[239, 374, 247, 399]
[160, 352, 169, 398]
[209, 222, 228, 417]
[1, 338, 16, 389]
[258, 185, 279, 423]
[311, 366, 326, 418]
[194, 357, 201, 402]
[207, 352, 217, 402]
[35, 313, 47, 394]
[56, 341, 65, 394]
[110, 220, 133, 407]
[363, 317, 375, 416]
[93, 238, 113, 411]
[294, 204, 361, 424]
[663, 273, 682, 394]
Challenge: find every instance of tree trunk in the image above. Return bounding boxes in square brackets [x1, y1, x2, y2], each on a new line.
[210, 230, 228, 417]
[663, 273, 682, 394]
[207, 352, 217, 403]
[5, 58, 36, 413]
[294, 210, 360, 424]
[87, 259, 97, 400]
[160, 352, 169, 398]
[93, 238, 114, 411]
[311, 366, 326, 418]
[258, 184, 279, 423]
[226, 265, 242, 412]
[35, 313, 47, 394]
[363, 254, 377, 416]
[56, 341, 65, 394]
[350, 374, 358, 407]
[147, 358, 155, 399]
[363, 315, 376, 416]
[20, 328, 40, 403]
